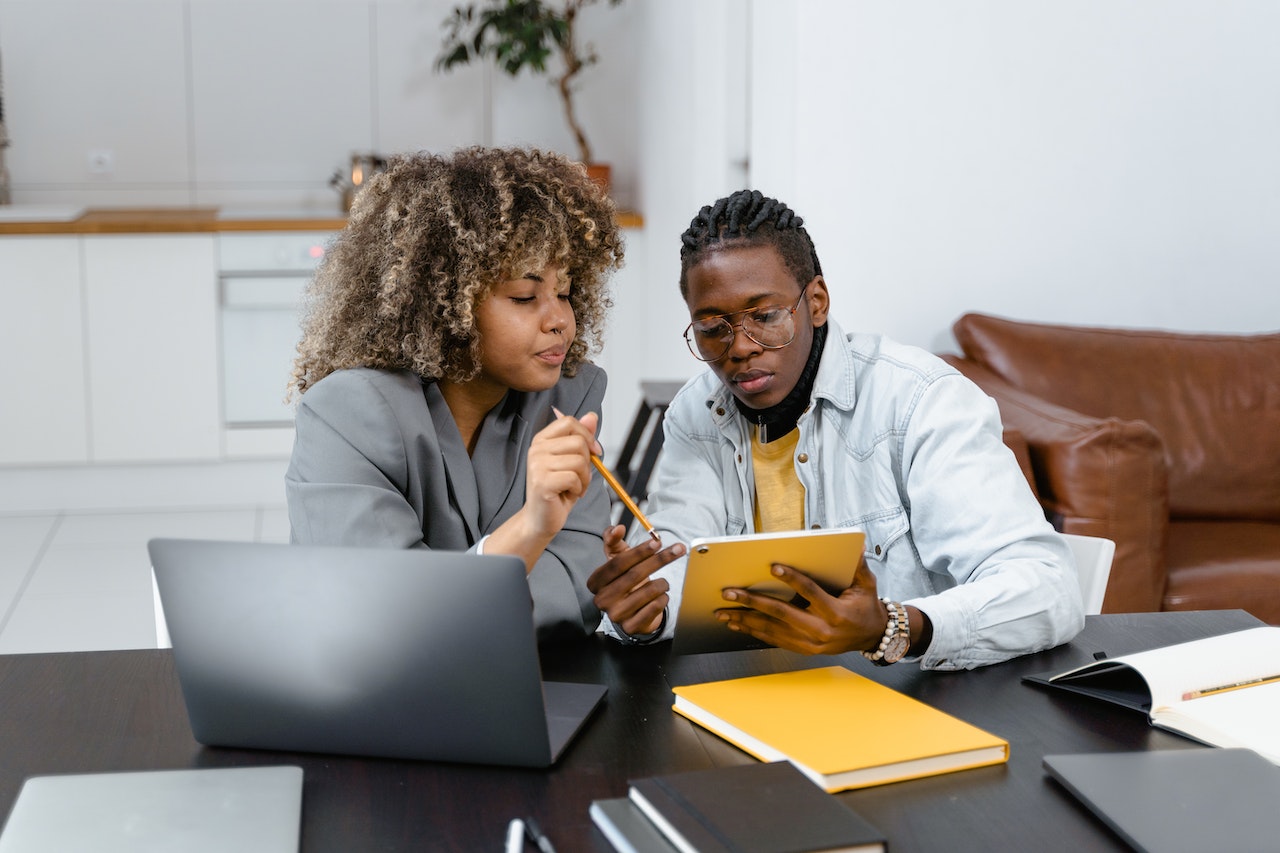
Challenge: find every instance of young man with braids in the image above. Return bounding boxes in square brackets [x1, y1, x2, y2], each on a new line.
[287, 147, 682, 643]
[592, 190, 1083, 667]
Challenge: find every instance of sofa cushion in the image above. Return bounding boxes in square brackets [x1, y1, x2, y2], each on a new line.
[943, 354, 1168, 612]
[1165, 521, 1280, 624]
[954, 313, 1280, 521]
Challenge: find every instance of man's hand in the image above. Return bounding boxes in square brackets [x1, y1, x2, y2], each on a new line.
[715, 554, 885, 655]
[588, 524, 685, 637]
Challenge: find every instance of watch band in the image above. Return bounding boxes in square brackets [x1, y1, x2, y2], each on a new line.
[862, 598, 910, 666]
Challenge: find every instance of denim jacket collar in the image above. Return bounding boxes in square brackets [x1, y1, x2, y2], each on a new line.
[701, 317, 857, 439]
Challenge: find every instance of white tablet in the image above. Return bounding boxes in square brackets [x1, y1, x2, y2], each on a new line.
[672, 528, 866, 655]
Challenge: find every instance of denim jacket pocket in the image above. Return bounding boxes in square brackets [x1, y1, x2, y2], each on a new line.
[855, 509, 910, 572]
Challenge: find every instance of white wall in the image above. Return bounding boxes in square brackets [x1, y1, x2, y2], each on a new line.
[787, 1, 1280, 352]
[0, 0, 640, 212]
[3, 0, 1278, 458]
[621, 0, 753, 409]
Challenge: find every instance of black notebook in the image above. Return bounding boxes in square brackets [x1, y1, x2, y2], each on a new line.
[627, 761, 885, 853]
[1043, 749, 1280, 853]
[590, 797, 679, 853]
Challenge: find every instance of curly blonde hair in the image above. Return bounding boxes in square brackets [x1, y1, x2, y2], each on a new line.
[290, 146, 623, 397]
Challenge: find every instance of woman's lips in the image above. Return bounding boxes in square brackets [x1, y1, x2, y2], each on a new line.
[537, 346, 567, 365]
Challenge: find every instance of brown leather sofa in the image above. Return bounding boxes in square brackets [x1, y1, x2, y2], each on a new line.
[942, 312, 1280, 623]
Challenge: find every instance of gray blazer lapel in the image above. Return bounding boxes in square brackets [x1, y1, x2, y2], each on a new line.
[423, 382, 482, 545]
[475, 393, 532, 533]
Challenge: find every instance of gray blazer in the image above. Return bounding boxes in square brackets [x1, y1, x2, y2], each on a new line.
[285, 364, 610, 640]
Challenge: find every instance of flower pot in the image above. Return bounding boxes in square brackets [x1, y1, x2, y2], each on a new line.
[585, 162, 612, 196]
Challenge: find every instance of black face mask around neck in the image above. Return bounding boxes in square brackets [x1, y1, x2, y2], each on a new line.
[733, 322, 829, 443]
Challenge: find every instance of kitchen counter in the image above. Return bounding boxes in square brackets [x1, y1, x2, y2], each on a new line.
[0, 206, 643, 234]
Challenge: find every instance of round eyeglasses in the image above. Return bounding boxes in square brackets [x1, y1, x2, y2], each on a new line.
[682, 284, 809, 362]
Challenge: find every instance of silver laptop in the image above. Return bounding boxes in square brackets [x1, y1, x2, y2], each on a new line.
[0, 766, 302, 853]
[147, 538, 606, 768]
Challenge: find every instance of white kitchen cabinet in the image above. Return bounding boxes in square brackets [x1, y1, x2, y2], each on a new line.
[82, 235, 222, 462]
[0, 237, 91, 464]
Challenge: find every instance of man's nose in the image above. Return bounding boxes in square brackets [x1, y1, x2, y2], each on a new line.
[724, 322, 762, 360]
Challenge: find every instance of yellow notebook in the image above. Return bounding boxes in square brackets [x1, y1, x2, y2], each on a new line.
[672, 665, 1008, 792]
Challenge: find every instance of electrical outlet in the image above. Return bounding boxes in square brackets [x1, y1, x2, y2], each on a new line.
[87, 149, 115, 175]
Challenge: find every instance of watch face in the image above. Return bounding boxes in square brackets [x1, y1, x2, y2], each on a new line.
[882, 633, 910, 663]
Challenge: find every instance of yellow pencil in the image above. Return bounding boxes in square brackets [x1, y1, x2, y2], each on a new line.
[590, 454, 661, 543]
[550, 407, 661, 543]
[1181, 673, 1280, 701]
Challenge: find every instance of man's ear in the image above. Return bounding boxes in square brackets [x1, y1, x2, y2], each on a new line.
[806, 276, 831, 326]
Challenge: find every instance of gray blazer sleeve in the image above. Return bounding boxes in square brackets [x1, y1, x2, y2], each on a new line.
[285, 366, 611, 639]
[526, 366, 611, 637]
[285, 369, 440, 550]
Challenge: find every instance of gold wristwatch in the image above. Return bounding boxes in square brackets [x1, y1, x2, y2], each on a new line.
[862, 598, 910, 666]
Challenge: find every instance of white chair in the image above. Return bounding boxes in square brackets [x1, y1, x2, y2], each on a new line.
[1061, 533, 1116, 615]
[152, 567, 172, 649]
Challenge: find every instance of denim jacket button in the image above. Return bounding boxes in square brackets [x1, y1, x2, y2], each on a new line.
[797, 453, 809, 463]
[875, 544, 882, 556]
[715, 407, 725, 416]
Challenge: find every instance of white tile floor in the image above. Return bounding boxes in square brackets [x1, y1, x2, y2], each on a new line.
[0, 460, 291, 655]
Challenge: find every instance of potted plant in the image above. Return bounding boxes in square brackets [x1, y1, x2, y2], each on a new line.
[435, 0, 622, 191]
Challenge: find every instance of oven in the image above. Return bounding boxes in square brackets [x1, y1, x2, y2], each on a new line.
[218, 232, 332, 445]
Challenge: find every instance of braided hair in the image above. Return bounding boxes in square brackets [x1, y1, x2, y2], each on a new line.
[678, 190, 822, 297]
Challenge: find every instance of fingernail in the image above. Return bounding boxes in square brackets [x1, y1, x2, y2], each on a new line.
[723, 590, 738, 601]
[772, 564, 785, 576]
[716, 612, 728, 622]
[672, 544, 686, 557]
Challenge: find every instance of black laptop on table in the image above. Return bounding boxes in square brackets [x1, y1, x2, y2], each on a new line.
[147, 538, 605, 768]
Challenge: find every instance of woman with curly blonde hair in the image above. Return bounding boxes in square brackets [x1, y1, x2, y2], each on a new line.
[285, 147, 681, 641]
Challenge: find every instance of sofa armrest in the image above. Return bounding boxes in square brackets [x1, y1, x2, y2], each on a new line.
[943, 354, 1170, 613]
[1002, 429, 1038, 501]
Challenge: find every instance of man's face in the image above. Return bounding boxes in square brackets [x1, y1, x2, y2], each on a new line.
[683, 245, 829, 410]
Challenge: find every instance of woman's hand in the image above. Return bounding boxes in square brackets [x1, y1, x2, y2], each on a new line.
[588, 524, 685, 637]
[486, 410, 600, 570]
[715, 554, 886, 655]
[522, 410, 600, 539]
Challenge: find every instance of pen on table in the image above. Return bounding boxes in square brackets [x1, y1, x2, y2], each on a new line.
[524, 816, 557, 853]
[1181, 673, 1280, 701]
[551, 407, 661, 544]
[505, 818, 525, 853]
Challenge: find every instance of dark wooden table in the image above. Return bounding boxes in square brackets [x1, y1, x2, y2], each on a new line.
[0, 610, 1260, 852]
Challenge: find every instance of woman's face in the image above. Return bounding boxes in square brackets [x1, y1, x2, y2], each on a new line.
[471, 264, 576, 396]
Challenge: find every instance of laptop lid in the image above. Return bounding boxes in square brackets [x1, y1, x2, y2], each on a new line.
[147, 538, 605, 768]
[0, 766, 302, 853]
[1043, 749, 1280, 853]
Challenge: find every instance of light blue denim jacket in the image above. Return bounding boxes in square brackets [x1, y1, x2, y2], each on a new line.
[605, 319, 1084, 670]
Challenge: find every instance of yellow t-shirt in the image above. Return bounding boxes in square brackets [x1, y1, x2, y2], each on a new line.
[750, 426, 806, 533]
